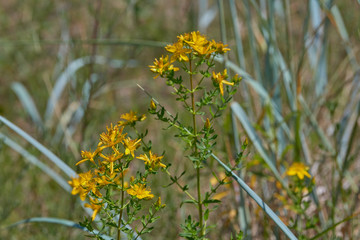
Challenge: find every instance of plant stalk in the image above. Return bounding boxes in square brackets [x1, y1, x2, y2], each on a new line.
[117, 169, 125, 240]
[189, 57, 204, 236]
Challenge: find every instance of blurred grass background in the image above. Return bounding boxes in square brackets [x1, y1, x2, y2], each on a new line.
[0, 0, 359, 239]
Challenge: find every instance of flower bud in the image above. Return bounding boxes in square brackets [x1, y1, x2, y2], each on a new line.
[205, 118, 211, 129]
[139, 114, 147, 121]
[233, 74, 242, 83]
[150, 100, 156, 110]
[155, 197, 166, 208]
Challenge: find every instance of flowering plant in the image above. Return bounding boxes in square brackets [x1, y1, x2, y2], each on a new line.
[70, 31, 242, 239]
[69, 111, 165, 240]
[148, 31, 241, 239]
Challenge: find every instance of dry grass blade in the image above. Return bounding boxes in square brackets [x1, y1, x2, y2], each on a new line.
[0, 115, 76, 178]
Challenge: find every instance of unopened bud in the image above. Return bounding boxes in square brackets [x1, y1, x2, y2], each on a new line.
[156, 197, 166, 208]
[139, 114, 146, 121]
[205, 118, 211, 129]
[156, 197, 161, 206]
[233, 74, 242, 83]
[150, 100, 156, 110]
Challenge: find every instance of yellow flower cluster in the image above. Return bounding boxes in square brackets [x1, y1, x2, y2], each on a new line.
[68, 170, 101, 201]
[167, 31, 230, 60]
[149, 31, 230, 78]
[68, 111, 165, 220]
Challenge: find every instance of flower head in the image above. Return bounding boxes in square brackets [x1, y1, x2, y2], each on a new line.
[123, 137, 141, 157]
[127, 183, 154, 200]
[68, 171, 100, 201]
[149, 55, 179, 78]
[99, 124, 125, 149]
[84, 198, 103, 221]
[286, 162, 311, 180]
[118, 111, 146, 126]
[177, 32, 192, 43]
[212, 69, 234, 95]
[165, 41, 192, 62]
[76, 149, 98, 166]
[210, 40, 230, 54]
[99, 148, 124, 173]
[184, 31, 214, 56]
[137, 151, 166, 171]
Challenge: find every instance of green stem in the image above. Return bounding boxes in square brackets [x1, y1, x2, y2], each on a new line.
[134, 207, 159, 240]
[117, 169, 125, 240]
[165, 170, 196, 201]
[189, 57, 204, 236]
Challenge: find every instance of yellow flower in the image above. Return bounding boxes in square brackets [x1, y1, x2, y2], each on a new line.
[210, 40, 230, 54]
[185, 31, 213, 56]
[76, 149, 98, 166]
[212, 69, 234, 95]
[68, 171, 99, 201]
[84, 198, 103, 221]
[68, 176, 83, 197]
[165, 41, 192, 62]
[123, 137, 141, 157]
[286, 162, 311, 180]
[118, 111, 146, 126]
[187, 31, 208, 46]
[193, 43, 214, 56]
[137, 151, 166, 171]
[99, 149, 124, 174]
[149, 55, 179, 78]
[99, 124, 125, 149]
[177, 32, 192, 43]
[127, 183, 154, 200]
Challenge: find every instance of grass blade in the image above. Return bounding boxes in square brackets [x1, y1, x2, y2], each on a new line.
[11, 82, 43, 129]
[0, 133, 71, 192]
[229, 0, 246, 70]
[4, 217, 114, 240]
[211, 153, 297, 240]
[45, 56, 128, 121]
[231, 112, 251, 238]
[0, 115, 76, 178]
[231, 102, 285, 187]
[242, 0, 262, 83]
[225, 60, 292, 138]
